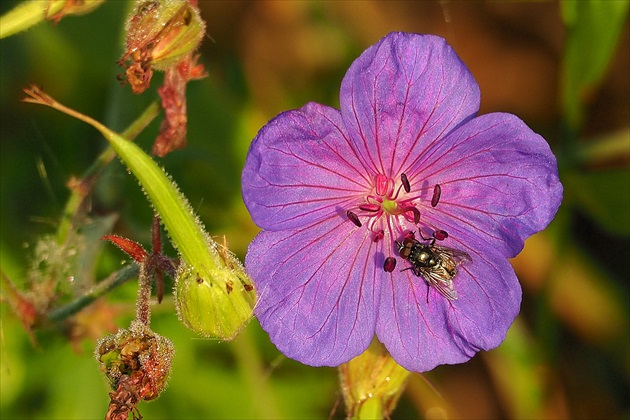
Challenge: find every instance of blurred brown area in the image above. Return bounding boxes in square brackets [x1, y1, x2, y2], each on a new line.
[200, 1, 557, 121]
[198, 0, 628, 132]
[195, 1, 629, 419]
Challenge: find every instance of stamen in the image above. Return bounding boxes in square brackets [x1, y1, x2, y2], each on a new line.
[372, 230, 384, 242]
[433, 229, 448, 241]
[394, 206, 420, 224]
[431, 184, 441, 207]
[383, 257, 397, 272]
[375, 174, 393, 196]
[391, 173, 410, 200]
[400, 173, 411, 193]
[359, 204, 380, 212]
[346, 210, 362, 227]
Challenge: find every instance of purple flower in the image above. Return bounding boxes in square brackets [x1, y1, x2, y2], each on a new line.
[241, 32, 562, 372]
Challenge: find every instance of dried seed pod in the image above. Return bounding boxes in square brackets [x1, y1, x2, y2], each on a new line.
[96, 321, 175, 419]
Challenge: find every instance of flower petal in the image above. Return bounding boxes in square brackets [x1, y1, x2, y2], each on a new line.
[414, 113, 563, 257]
[376, 245, 520, 372]
[242, 103, 370, 231]
[340, 32, 480, 178]
[246, 217, 380, 366]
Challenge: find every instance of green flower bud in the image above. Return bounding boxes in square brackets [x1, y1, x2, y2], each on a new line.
[339, 339, 411, 419]
[121, 0, 206, 93]
[175, 240, 256, 340]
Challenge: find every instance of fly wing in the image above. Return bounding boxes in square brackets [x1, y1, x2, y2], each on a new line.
[433, 245, 472, 266]
[420, 245, 471, 301]
[422, 269, 458, 300]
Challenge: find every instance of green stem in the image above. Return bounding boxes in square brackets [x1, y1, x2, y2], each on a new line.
[356, 398, 383, 419]
[23, 85, 255, 339]
[135, 265, 152, 326]
[0, 0, 59, 39]
[47, 263, 139, 322]
[232, 326, 281, 418]
[1, 0, 105, 39]
[56, 101, 160, 245]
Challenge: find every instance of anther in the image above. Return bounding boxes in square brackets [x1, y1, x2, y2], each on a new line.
[375, 174, 393, 196]
[400, 173, 411, 193]
[433, 229, 448, 241]
[359, 204, 380, 212]
[431, 184, 441, 207]
[346, 210, 362, 227]
[383, 257, 397, 272]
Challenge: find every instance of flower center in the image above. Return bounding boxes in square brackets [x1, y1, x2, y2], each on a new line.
[346, 173, 423, 240]
[345, 173, 446, 272]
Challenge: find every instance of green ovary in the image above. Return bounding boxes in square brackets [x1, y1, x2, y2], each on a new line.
[381, 199, 398, 214]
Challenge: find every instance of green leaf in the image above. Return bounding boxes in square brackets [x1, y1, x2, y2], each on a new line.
[561, 0, 630, 129]
[566, 168, 630, 235]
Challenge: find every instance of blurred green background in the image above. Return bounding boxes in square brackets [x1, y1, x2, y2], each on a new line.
[1, 1, 628, 418]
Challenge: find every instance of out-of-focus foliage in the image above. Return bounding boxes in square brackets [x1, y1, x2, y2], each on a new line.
[561, 0, 629, 129]
[1, 1, 628, 419]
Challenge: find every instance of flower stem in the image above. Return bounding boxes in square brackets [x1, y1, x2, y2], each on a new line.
[0, 0, 59, 39]
[135, 265, 152, 326]
[231, 326, 281, 418]
[47, 263, 139, 323]
[339, 339, 411, 419]
[355, 397, 382, 419]
[1, 0, 104, 39]
[56, 101, 160, 245]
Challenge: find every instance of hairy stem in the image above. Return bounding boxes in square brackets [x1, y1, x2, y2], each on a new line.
[56, 101, 160, 245]
[47, 263, 140, 322]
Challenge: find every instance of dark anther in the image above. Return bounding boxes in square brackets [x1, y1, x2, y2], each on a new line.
[347, 210, 362, 227]
[410, 207, 421, 224]
[433, 229, 448, 241]
[383, 257, 397, 272]
[431, 184, 441, 207]
[401, 173, 411, 193]
[373, 230, 385, 242]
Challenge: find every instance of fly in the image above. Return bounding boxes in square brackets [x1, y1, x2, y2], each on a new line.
[396, 230, 471, 301]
